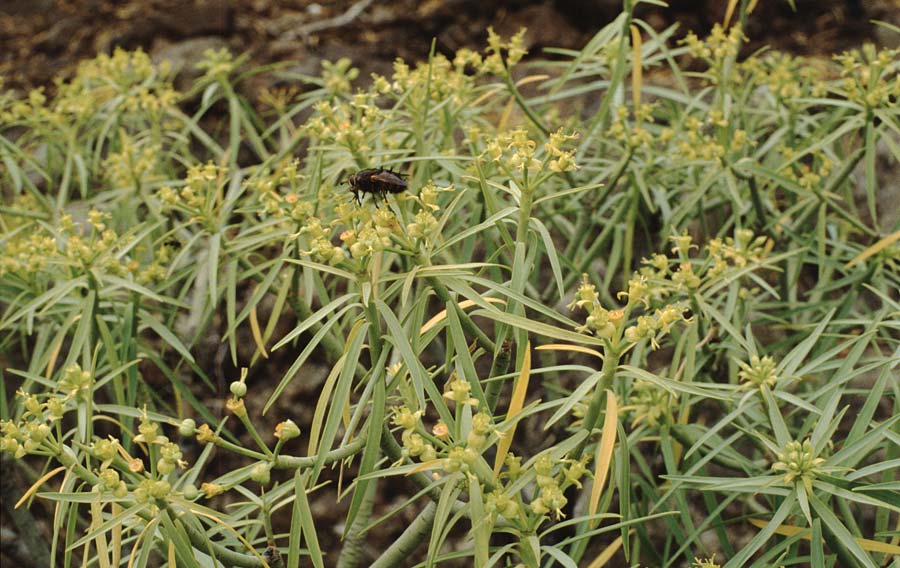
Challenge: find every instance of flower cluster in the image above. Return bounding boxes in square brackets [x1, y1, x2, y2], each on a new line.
[572, 230, 774, 350]
[103, 133, 164, 190]
[375, 50, 483, 118]
[392, 395, 495, 472]
[708, 229, 771, 265]
[833, 44, 899, 109]
[544, 128, 580, 172]
[133, 412, 188, 475]
[257, 85, 301, 113]
[0, 394, 57, 459]
[320, 57, 360, 95]
[61, 210, 142, 279]
[96, 468, 129, 499]
[777, 149, 833, 191]
[0, 87, 56, 125]
[627, 380, 676, 428]
[0, 365, 99, 457]
[486, 127, 580, 176]
[391, 406, 437, 462]
[157, 161, 228, 230]
[485, 487, 521, 522]
[58, 363, 94, 400]
[406, 182, 451, 244]
[465, 412, 493, 452]
[692, 556, 722, 568]
[737, 355, 779, 390]
[771, 439, 826, 494]
[678, 114, 732, 161]
[0, 224, 57, 282]
[443, 372, 479, 407]
[250, 158, 313, 236]
[134, 479, 172, 504]
[4, 48, 177, 126]
[195, 48, 241, 83]
[567, 277, 622, 340]
[345, 208, 402, 260]
[304, 95, 383, 154]
[606, 104, 657, 150]
[486, 128, 539, 172]
[641, 230, 773, 296]
[3, 202, 173, 292]
[681, 24, 744, 72]
[741, 52, 828, 101]
[484, 27, 528, 73]
[568, 272, 689, 350]
[529, 454, 568, 518]
[2, 369, 185, 507]
[622, 304, 690, 349]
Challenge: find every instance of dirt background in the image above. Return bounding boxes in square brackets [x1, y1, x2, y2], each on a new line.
[2, 0, 899, 97]
[2, 0, 898, 566]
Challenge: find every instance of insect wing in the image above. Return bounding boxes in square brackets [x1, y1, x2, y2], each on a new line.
[370, 170, 408, 192]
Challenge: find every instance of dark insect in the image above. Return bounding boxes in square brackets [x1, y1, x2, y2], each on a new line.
[346, 168, 408, 206]
[262, 544, 282, 567]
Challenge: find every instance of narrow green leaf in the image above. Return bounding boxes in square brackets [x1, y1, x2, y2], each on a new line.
[761, 385, 791, 448]
[427, 473, 463, 567]
[310, 320, 367, 482]
[263, 303, 358, 415]
[468, 474, 490, 567]
[722, 492, 796, 568]
[344, 348, 389, 534]
[376, 299, 455, 426]
[271, 295, 359, 351]
[470, 308, 606, 346]
[139, 311, 196, 364]
[810, 492, 878, 568]
[292, 471, 325, 568]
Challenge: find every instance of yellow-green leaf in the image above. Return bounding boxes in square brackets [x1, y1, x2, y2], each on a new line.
[589, 390, 618, 524]
[493, 341, 531, 478]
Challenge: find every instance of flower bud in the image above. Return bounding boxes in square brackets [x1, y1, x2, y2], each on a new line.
[229, 381, 247, 398]
[179, 419, 197, 437]
[201, 483, 225, 498]
[250, 462, 272, 485]
[274, 419, 301, 441]
[182, 484, 199, 500]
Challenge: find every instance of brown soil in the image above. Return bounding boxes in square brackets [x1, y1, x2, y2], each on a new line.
[2, 0, 897, 97]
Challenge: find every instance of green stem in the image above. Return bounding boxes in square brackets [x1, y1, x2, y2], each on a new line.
[379, 423, 494, 511]
[236, 411, 274, 458]
[365, 298, 383, 362]
[369, 502, 438, 568]
[380, 422, 444, 503]
[211, 436, 269, 461]
[273, 436, 366, 469]
[428, 277, 494, 353]
[0, 456, 52, 567]
[514, 178, 534, 246]
[554, 150, 634, 301]
[485, 338, 513, 411]
[336, 479, 377, 568]
[163, 501, 269, 568]
[571, 347, 621, 461]
[747, 175, 767, 230]
[503, 72, 549, 138]
[286, 263, 352, 364]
